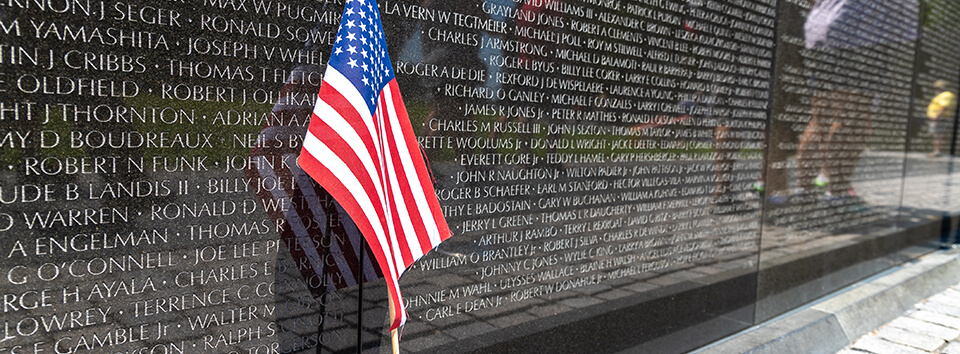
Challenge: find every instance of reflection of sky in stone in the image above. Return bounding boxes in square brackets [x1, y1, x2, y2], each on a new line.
[394, 0, 516, 93]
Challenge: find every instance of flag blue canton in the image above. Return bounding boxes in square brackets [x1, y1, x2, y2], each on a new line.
[328, 0, 395, 113]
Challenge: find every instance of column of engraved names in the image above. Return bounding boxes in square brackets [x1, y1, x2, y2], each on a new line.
[0, 0, 349, 352]
[390, 0, 558, 326]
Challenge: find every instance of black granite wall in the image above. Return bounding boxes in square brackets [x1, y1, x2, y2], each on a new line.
[0, 0, 958, 353]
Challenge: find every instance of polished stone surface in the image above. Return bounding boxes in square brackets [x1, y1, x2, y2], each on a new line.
[0, 0, 959, 353]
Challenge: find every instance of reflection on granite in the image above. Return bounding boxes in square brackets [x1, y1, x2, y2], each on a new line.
[756, 151, 955, 322]
[0, 169, 359, 353]
[2, 0, 960, 353]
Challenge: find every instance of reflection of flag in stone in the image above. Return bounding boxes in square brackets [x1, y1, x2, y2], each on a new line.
[246, 63, 383, 298]
[297, 0, 451, 331]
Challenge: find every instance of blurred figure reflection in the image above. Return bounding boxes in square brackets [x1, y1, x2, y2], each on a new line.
[760, 0, 917, 214]
[244, 11, 384, 349]
[796, 0, 871, 200]
[927, 79, 957, 157]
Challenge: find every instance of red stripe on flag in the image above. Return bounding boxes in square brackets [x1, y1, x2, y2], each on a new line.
[311, 85, 385, 181]
[380, 85, 436, 256]
[387, 80, 451, 243]
[307, 112, 389, 227]
[299, 68, 450, 331]
[378, 94, 421, 264]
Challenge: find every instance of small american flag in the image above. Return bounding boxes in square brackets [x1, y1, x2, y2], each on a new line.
[297, 0, 451, 331]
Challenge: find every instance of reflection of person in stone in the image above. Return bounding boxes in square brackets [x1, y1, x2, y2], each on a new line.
[796, 90, 869, 198]
[927, 80, 957, 157]
[795, 0, 886, 199]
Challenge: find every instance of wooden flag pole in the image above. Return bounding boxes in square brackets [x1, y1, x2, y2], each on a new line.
[390, 329, 400, 354]
[387, 287, 400, 354]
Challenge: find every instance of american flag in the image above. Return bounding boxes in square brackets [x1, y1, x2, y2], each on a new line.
[297, 0, 452, 331]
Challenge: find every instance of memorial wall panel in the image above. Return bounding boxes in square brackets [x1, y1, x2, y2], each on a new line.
[0, 0, 954, 353]
[757, 0, 927, 322]
[0, 0, 362, 353]
[362, 0, 776, 351]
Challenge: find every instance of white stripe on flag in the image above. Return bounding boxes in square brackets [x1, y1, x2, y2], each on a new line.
[313, 98, 387, 208]
[374, 98, 421, 262]
[374, 103, 409, 276]
[324, 67, 384, 171]
[383, 84, 442, 247]
[302, 132, 400, 281]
